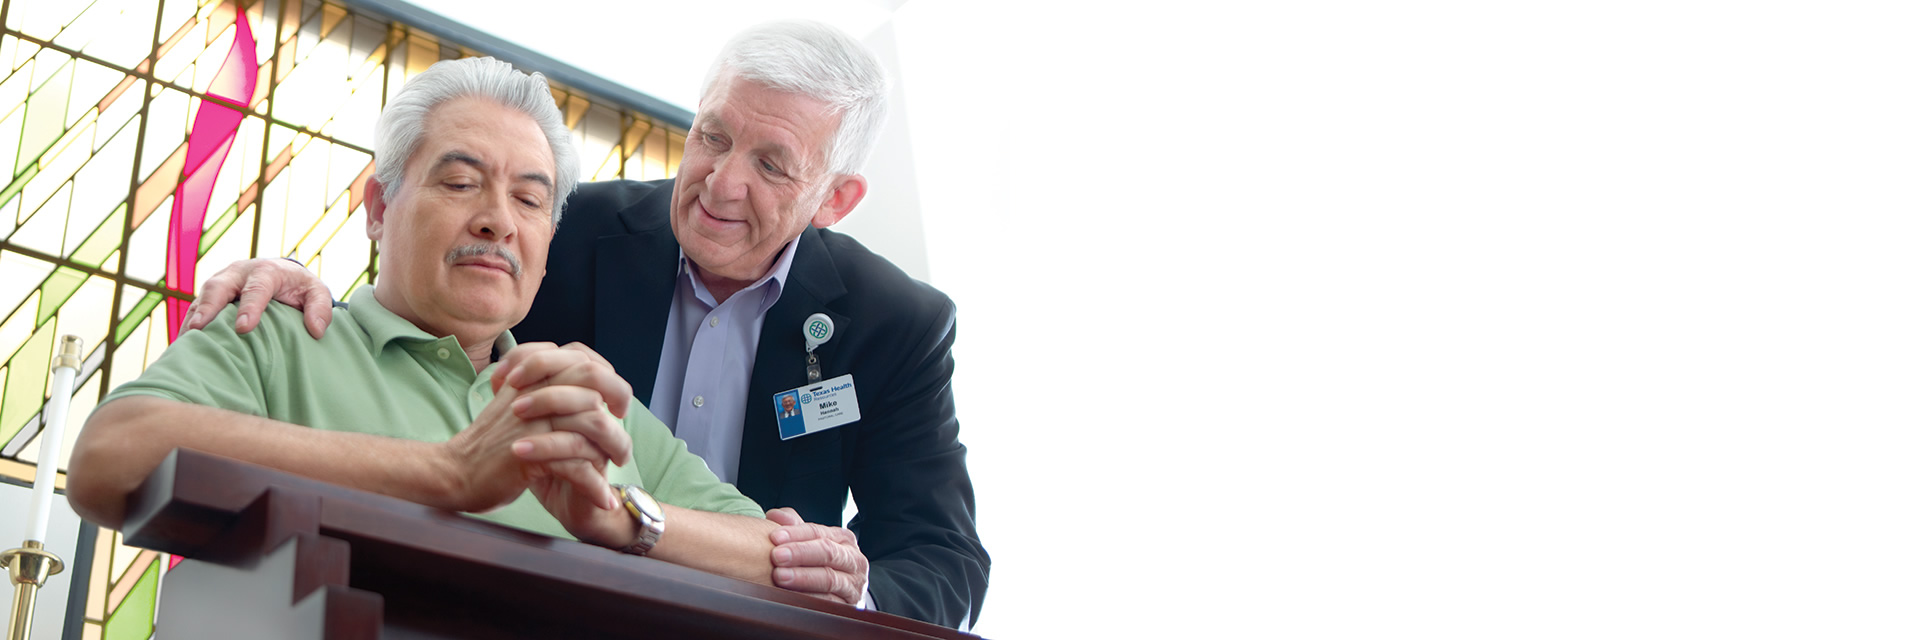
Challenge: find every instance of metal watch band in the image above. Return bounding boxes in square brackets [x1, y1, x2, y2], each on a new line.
[613, 483, 664, 556]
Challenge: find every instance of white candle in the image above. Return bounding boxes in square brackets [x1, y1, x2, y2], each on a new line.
[26, 336, 82, 544]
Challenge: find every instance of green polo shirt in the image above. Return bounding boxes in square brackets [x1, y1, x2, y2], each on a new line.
[103, 287, 764, 539]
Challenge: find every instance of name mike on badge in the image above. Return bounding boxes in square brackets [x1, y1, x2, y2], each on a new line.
[773, 374, 861, 440]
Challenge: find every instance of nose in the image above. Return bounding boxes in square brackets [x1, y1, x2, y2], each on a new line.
[469, 188, 518, 241]
[705, 148, 748, 202]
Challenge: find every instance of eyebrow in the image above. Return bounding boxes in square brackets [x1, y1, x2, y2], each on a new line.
[430, 150, 554, 194]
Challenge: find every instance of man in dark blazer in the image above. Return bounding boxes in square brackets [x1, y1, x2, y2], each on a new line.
[511, 176, 986, 628]
[183, 20, 986, 629]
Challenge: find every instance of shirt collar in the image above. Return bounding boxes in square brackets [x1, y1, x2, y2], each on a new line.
[678, 236, 802, 313]
[347, 286, 519, 357]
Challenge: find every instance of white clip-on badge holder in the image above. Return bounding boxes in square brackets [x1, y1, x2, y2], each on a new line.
[804, 313, 833, 383]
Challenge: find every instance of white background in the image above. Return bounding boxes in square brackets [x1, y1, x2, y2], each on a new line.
[413, 1, 1920, 637]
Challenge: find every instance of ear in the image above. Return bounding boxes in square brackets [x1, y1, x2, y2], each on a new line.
[364, 175, 390, 242]
[810, 174, 867, 229]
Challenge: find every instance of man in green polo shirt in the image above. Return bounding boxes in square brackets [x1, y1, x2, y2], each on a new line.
[68, 57, 782, 586]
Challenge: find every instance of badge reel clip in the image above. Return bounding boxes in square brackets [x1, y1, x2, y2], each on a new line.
[804, 313, 833, 383]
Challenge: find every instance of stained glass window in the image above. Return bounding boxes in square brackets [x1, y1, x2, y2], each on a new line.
[0, 0, 686, 636]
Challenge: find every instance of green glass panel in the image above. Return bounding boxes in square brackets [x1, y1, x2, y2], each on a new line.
[113, 290, 162, 346]
[18, 59, 70, 171]
[343, 271, 368, 300]
[198, 202, 239, 254]
[0, 106, 21, 183]
[0, 163, 36, 210]
[0, 324, 52, 444]
[71, 203, 126, 268]
[103, 556, 159, 640]
[36, 266, 85, 326]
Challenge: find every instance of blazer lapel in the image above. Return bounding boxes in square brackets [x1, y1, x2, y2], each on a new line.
[737, 227, 848, 502]
[593, 188, 679, 405]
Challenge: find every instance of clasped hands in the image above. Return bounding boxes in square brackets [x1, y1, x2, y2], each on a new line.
[439, 342, 638, 546]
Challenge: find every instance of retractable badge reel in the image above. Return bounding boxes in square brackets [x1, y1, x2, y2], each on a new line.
[804, 313, 833, 383]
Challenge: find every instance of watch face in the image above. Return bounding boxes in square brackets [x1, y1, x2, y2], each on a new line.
[623, 484, 664, 522]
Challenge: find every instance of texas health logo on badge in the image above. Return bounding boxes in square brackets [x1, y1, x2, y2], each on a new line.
[774, 374, 861, 440]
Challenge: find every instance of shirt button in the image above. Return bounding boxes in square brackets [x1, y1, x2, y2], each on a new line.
[692, 395, 705, 408]
[437, 348, 451, 359]
[708, 316, 720, 328]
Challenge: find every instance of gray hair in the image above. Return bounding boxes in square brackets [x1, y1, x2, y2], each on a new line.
[699, 20, 889, 176]
[373, 57, 579, 224]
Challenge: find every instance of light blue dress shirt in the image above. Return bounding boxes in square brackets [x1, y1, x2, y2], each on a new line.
[648, 239, 800, 483]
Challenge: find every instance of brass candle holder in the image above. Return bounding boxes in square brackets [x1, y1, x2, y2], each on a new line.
[1, 541, 64, 640]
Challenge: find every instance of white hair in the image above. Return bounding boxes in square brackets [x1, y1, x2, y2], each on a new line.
[372, 57, 579, 224]
[699, 20, 889, 175]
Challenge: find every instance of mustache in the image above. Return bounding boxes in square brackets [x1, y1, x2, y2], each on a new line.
[444, 244, 523, 279]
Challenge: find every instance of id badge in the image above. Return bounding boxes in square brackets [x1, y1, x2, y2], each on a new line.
[773, 374, 861, 440]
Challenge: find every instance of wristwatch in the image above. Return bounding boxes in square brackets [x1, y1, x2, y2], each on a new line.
[612, 483, 665, 556]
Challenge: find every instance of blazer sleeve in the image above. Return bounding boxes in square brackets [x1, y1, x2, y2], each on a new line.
[847, 301, 990, 628]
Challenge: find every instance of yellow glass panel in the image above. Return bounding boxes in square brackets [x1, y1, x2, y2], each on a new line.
[58, 276, 116, 357]
[65, 119, 139, 257]
[7, 0, 86, 37]
[327, 72, 381, 147]
[277, 141, 330, 255]
[233, 115, 268, 188]
[0, 55, 34, 122]
[96, 81, 146, 152]
[55, 373, 105, 470]
[139, 296, 167, 369]
[122, 192, 168, 285]
[12, 180, 73, 254]
[0, 325, 54, 446]
[254, 166, 290, 257]
[151, 15, 207, 85]
[104, 307, 147, 391]
[71, 0, 155, 70]
[315, 207, 371, 296]
[199, 205, 253, 288]
[22, 116, 98, 221]
[107, 532, 145, 588]
[137, 88, 189, 180]
[15, 366, 102, 471]
[325, 144, 370, 201]
[0, 290, 43, 363]
[86, 523, 115, 620]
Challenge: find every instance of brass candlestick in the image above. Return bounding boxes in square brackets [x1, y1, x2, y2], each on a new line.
[7, 335, 81, 639]
[2, 541, 64, 640]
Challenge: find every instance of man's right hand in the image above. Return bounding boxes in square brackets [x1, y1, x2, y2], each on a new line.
[182, 258, 334, 339]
